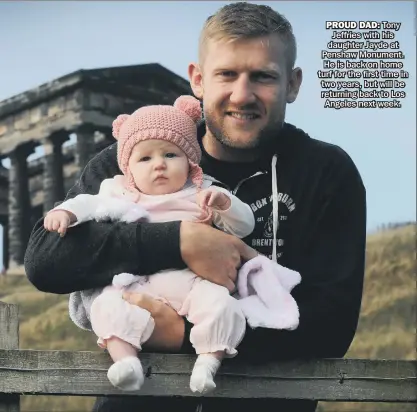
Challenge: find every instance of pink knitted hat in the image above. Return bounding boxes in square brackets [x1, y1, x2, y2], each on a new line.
[112, 95, 203, 190]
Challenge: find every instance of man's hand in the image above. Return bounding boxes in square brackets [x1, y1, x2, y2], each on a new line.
[123, 292, 184, 352]
[180, 221, 258, 292]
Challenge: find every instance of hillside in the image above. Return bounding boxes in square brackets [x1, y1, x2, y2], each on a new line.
[0, 223, 415, 412]
[319, 223, 416, 412]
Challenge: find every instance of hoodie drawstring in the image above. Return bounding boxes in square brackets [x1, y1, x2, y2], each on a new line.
[271, 154, 279, 263]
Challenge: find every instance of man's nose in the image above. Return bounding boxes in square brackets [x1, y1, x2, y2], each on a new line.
[229, 75, 256, 106]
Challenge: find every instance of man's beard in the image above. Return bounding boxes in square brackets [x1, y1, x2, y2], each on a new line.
[205, 111, 284, 152]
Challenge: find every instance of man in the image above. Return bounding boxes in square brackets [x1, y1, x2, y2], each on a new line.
[24, 2, 366, 412]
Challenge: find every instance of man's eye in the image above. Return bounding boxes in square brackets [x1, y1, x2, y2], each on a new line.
[253, 72, 277, 82]
[220, 71, 235, 78]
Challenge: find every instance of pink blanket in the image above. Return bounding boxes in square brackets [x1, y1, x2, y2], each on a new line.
[237, 255, 301, 330]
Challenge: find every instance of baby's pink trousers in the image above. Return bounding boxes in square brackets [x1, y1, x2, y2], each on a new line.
[89, 269, 246, 356]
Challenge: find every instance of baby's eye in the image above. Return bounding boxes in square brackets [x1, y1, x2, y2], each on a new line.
[139, 156, 151, 162]
[165, 153, 177, 158]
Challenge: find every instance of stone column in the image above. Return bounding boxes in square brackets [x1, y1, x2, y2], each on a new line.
[43, 130, 69, 213]
[75, 125, 96, 172]
[8, 142, 35, 268]
[2, 218, 9, 270]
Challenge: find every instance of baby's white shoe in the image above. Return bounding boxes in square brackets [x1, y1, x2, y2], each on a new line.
[107, 356, 144, 391]
[190, 354, 221, 394]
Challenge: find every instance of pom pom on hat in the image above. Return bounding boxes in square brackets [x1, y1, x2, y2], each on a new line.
[112, 114, 130, 140]
[174, 95, 202, 124]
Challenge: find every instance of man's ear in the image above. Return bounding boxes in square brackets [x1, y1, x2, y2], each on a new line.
[286, 67, 303, 104]
[188, 62, 204, 99]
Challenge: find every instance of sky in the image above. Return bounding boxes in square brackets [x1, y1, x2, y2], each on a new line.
[0, 1, 415, 264]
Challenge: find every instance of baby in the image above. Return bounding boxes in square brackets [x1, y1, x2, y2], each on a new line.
[44, 95, 256, 394]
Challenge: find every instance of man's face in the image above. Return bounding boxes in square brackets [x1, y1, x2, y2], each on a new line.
[189, 35, 302, 151]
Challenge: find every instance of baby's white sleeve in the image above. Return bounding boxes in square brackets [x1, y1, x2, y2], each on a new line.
[51, 194, 149, 227]
[210, 186, 255, 238]
[51, 194, 102, 227]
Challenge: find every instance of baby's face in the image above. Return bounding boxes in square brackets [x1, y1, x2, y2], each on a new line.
[128, 140, 189, 195]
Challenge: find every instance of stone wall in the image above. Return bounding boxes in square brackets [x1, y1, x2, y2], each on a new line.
[0, 63, 192, 271]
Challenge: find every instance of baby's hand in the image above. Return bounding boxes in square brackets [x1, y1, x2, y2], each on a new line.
[44, 210, 75, 237]
[197, 188, 231, 211]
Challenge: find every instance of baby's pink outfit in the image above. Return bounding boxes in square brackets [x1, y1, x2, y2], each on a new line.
[54, 95, 259, 394]
[55, 175, 255, 357]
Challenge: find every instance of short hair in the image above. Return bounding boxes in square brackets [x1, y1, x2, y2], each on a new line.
[199, 2, 297, 72]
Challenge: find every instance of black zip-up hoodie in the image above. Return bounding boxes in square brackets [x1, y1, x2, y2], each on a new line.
[24, 122, 366, 409]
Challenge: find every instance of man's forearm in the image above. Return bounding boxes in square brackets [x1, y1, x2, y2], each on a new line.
[25, 218, 185, 294]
